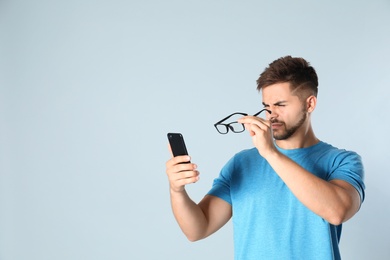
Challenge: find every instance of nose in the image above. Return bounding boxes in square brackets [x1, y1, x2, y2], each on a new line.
[268, 109, 278, 121]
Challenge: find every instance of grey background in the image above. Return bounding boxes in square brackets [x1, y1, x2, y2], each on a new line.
[1, 0, 389, 259]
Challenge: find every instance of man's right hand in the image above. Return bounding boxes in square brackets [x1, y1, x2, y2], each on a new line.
[165, 155, 200, 192]
[165, 149, 232, 242]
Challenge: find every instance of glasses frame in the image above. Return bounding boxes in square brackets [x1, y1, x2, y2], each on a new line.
[214, 108, 271, 134]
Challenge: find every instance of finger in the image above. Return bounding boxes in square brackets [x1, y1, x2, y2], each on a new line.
[175, 170, 200, 181]
[238, 116, 270, 128]
[166, 161, 197, 177]
[243, 123, 256, 136]
[248, 123, 263, 136]
[241, 119, 267, 135]
[173, 162, 197, 173]
[239, 117, 269, 128]
[245, 121, 273, 140]
[174, 171, 200, 185]
[168, 169, 200, 190]
[174, 176, 200, 187]
[166, 155, 192, 168]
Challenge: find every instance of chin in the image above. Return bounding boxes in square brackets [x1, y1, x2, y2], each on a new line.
[273, 131, 293, 141]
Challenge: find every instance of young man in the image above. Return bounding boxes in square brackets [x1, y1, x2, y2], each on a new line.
[165, 56, 365, 259]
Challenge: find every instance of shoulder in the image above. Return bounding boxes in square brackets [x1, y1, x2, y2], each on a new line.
[221, 147, 262, 172]
[314, 141, 362, 163]
[231, 147, 263, 164]
[318, 142, 366, 201]
[235, 147, 259, 158]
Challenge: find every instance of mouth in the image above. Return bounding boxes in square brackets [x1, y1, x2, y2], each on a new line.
[271, 122, 284, 130]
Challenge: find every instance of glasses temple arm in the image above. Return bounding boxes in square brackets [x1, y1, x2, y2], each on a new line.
[252, 109, 271, 117]
[214, 112, 248, 125]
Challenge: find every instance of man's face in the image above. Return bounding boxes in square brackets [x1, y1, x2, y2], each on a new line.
[262, 82, 308, 140]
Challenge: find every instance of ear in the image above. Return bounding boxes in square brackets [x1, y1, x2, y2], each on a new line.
[306, 95, 317, 113]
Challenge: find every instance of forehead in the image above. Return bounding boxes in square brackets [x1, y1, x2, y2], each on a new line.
[261, 82, 295, 103]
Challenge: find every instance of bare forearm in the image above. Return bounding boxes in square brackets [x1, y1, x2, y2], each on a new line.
[265, 150, 360, 225]
[170, 189, 208, 241]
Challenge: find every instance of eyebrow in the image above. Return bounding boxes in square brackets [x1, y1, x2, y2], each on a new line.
[262, 101, 288, 107]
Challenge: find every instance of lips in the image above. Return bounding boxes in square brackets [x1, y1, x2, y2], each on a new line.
[271, 123, 284, 129]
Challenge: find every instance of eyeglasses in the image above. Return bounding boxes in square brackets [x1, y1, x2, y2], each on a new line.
[214, 108, 271, 134]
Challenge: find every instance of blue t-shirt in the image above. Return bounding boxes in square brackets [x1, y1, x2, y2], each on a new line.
[207, 141, 365, 260]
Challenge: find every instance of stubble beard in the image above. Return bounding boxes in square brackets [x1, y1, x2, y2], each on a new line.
[272, 110, 307, 141]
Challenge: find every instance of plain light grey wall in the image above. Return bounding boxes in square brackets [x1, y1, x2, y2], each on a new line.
[1, 0, 389, 259]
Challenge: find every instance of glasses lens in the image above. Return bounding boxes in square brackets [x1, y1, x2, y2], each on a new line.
[228, 122, 245, 133]
[215, 124, 229, 134]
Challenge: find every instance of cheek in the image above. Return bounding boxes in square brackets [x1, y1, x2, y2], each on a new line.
[286, 109, 305, 124]
[271, 107, 287, 119]
[278, 110, 295, 125]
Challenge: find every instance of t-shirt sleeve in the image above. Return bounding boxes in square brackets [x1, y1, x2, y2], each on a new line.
[328, 151, 366, 203]
[206, 156, 234, 205]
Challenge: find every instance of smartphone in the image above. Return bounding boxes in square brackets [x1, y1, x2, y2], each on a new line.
[167, 133, 190, 163]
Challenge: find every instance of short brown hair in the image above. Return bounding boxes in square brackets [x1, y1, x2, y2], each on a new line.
[257, 56, 318, 99]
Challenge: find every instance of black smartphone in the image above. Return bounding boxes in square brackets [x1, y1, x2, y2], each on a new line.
[167, 132, 190, 163]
